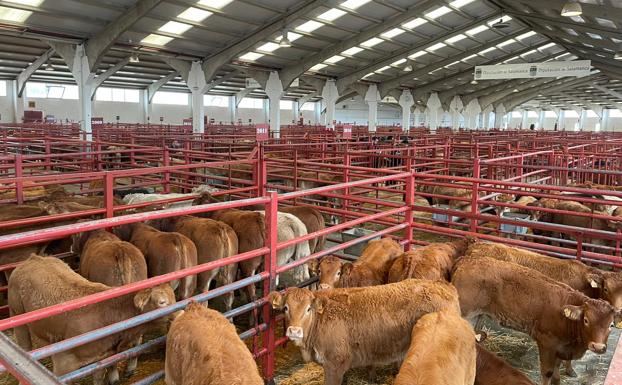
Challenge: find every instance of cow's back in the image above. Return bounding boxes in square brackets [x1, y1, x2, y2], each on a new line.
[475, 345, 535, 385]
[165, 303, 262, 385]
[210, 210, 263, 253]
[80, 240, 147, 286]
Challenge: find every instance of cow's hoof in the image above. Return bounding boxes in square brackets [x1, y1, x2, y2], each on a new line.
[565, 367, 578, 377]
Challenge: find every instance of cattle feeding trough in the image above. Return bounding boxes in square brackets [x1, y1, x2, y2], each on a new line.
[0, 130, 620, 384]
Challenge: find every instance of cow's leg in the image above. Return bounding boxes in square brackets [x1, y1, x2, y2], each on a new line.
[323, 362, 347, 385]
[216, 264, 237, 312]
[551, 358, 562, 385]
[563, 360, 577, 377]
[538, 347, 557, 385]
[107, 366, 120, 385]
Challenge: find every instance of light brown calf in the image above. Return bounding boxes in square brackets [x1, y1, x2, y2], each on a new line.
[280, 206, 325, 253]
[114, 222, 198, 300]
[452, 256, 615, 385]
[388, 238, 471, 283]
[9, 255, 176, 385]
[394, 310, 477, 385]
[312, 237, 402, 289]
[269, 279, 460, 385]
[165, 302, 263, 385]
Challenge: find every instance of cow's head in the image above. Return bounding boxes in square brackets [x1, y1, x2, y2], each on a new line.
[134, 284, 178, 322]
[310, 256, 349, 290]
[590, 272, 622, 327]
[269, 289, 326, 346]
[563, 299, 615, 354]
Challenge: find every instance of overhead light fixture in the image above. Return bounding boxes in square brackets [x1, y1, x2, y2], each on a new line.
[44, 62, 54, 71]
[404, 60, 413, 72]
[561, 1, 582, 17]
[130, 53, 140, 63]
[470, 80, 478, 85]
[492, 18, 510, 29]
[615, 51, 622, 60]
[280, 28, 291, 47]
[513, 88, 520, 92]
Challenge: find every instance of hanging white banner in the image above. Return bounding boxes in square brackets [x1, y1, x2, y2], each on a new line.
[474, 60, 591, 80]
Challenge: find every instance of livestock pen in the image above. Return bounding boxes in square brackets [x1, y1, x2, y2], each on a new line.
[0, 133, 621, 384]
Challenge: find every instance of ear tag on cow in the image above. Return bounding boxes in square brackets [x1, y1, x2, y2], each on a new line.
[564, 308, 572, 318]
[475, 334, 483, 342]
[616, 321, 622, 329]
[590, 280, 598, 288]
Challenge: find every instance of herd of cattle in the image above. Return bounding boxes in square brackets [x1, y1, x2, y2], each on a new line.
[0, 179, 621, 385]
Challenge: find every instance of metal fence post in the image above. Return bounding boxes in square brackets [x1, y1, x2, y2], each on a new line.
[469, 157, 480, 233]
[342, 154, 351, 224]
[15, 155, 23, 205]
[404, 158, 414, 251]
[163, 147, 170, 194]
[103, 172, 114, 219]
[262, 191, 279, 384]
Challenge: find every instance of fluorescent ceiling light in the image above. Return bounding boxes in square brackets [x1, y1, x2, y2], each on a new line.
[391, 58, 407, 66]
[341, 0, 371, 9]
[427, 42, 447, 51]
[198, 0, 233, 9]
[325, 55, 345, 63]
[402, 18, 427, 29]
[239, 52, 264, 61]
[178, 7, 212, 22]
[257, 42, 280, 52]
[381, 28, 405, 39]
[309, 63, 327, 71]
[0, 6, 32, 22]
[466, 25, 489, 36]
[425, 6, 451, 19]
[446, 34, 466, 44]
[141, 34, 173, 46]
[318, 8, 346, 21]
[450, 0, 476, 8]
[409, 51, 427, 59]
[4, 0, 43, 5]
[361, 37, 383, 47]
[158, 21, 192, 34]
[277, 32, 302, 42]
[296, 20, 324, 32]
[517, 31, 537, 40]
[342, 46, 363, 55]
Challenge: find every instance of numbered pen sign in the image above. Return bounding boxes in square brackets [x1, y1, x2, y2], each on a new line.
[91, 117, 104, 126]
[343, 124, 353, 139]
[256, 124, 269, 141]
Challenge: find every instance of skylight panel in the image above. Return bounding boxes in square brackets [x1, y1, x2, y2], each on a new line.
[376, 66, 391, 73]
[342, 47, 363, 56]
[296, 20, 324, 33]
[5, 0, 43, 5]
[586, 33, 602, 40]
[446, 34, 466, 44]
[362, 73, 375, 79]
[517, 31, 537, 40]
[178, 7, 212, 22]
[487, 16, 512, 26]
[381, 28, 405, 39]
[198, 0, 233, 9]
[503, 56, 520, 63]
[257, 42, 280, 52]
[402, 18, 427, 29]
[539, 42, 556, 50]
[361, 37, 383, 47]
[141, 34, 173, 46]
[409, 51, 427, 59]
[497, 39, 516, 48]
[341, 0, 371, 9]
[0, 6, 32, 22]
[461, 54, 478, 62]
[479, 47, 497, 55]
[277, 32, 302, 42]
[158, 21, 192, 35]
[466, 25, 488, 36]
[309, 63, 327, 71]
[325, 55, 345, 63]
[595, 17, 616, 29]
[425, 6, 451, 19]
[391, 58, 407, 66]
[318, 8, 346, 22]
[239, 52, 264, 61]
[445, 61, 461, 68]
[450, 0, 476, 8]
[570, 16, 585, 23]
[427, 42, 447, 51]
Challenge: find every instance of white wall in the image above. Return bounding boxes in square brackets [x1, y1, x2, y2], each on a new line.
[0, 81, 15, 123]
[332, 97, 401, 125]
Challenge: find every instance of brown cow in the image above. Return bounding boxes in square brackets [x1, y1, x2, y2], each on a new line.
[388, 238, 471, 283]
[114, 222, 198, 300]
[9, 255, 176, 385]
[269, 279, 460, 385]
[72, 229, 147, 287]
[311, 237, 402, 289]
[280, 206, 326, 253]
[452, 256, 615, 385]
[475, 345, 535, 385]
[150, 215, 238, 310]
[165, 302, 263, 385]
[394, 310, 477, 385]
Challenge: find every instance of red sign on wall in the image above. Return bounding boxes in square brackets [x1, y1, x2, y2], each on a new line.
[343, 124, 352, 139]
[91, 117, 104, 126]
[256, 124, 269, 141]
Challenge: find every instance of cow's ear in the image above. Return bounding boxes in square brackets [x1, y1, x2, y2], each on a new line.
[313, 297, 327, 315]
[475, 331, 487, 343]
[341, 262, 354, 276]
[133, 289, 152, 311]
[268, 292, 285, 310]
[587, 273, 603, 289]
[563, 305, 583, 321]
[308, 258, 321, 275]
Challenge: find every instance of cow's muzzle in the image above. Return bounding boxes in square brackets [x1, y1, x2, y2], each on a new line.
[588, 342, 607, 354]
[286, 326, 304, 341]
[318, 284, 332, 290]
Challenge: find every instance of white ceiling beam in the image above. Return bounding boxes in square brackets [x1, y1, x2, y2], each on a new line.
[89, 56, 131, 99]
[16, 48, 54, 97]
[147, 71, 179, 103]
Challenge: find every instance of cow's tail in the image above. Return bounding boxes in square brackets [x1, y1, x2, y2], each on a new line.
[117, 246, 135, 285]
[312, 210, 326, 252]
[173, 236, 195, 299]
